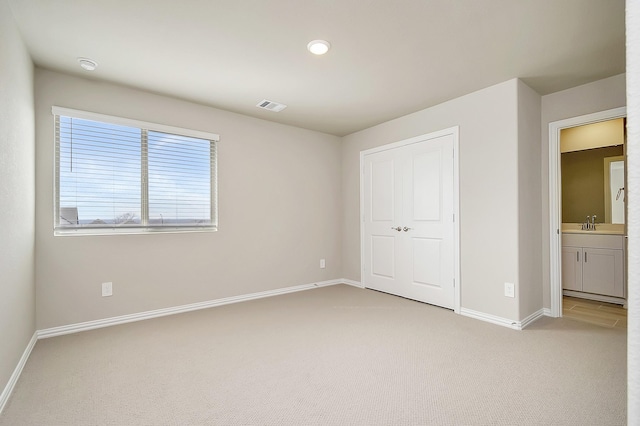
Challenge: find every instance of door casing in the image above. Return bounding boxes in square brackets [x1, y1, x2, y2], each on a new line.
[548, 107, 626, 317]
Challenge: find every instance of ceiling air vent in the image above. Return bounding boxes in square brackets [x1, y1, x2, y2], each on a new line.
[256, 99, 287, 112]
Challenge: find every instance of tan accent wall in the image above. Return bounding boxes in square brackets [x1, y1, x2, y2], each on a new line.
[561, 146, 624, 223]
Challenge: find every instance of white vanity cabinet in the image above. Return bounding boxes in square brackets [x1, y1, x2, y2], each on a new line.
[561, 233, 624, 298]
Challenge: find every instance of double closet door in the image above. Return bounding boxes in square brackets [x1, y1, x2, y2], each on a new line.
[361, 131, 456, 309]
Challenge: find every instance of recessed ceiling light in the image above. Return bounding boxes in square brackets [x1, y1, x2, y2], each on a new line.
[307, 40, 330, 55]
[77, 57, 98, 71]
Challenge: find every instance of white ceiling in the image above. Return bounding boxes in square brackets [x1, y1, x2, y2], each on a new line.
[7, 0, 625, 136]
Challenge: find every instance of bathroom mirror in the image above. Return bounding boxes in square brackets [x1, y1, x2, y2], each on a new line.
[604, 157, 625, 224]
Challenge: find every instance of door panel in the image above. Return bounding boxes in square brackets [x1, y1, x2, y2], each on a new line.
[371, 236, 396, 278]
[411, 151, 441, 221]
[411, 238, 441, 287]
[371, 159, 395, 222]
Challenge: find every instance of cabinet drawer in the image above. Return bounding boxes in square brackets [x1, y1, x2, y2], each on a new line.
[562, 233, 624, 250]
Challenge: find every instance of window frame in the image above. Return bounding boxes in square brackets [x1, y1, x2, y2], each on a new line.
[52, 106, 219, 236]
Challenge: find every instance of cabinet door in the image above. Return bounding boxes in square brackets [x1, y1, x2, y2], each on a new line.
[582, 248, 624, 297]
[562, 246, 583, 291]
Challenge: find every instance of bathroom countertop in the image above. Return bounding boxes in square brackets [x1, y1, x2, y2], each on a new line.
[562, 223, 625, 235]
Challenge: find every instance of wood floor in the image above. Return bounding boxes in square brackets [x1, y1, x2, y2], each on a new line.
[563, 296, 627, 329]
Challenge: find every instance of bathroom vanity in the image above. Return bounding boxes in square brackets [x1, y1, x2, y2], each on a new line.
[561, 223, 625, 302]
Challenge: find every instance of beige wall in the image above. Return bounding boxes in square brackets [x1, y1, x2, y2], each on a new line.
[35, 69, 342, 329]
[540, 74, 626, 308]
[22, 67, 629, 333]
[0, 0, 35, 397]
[342, 79, 524, 321]
[517, 80, 543, 321]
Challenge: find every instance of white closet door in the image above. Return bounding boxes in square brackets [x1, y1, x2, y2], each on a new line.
[401, 136, 454, 307]
[362, 148, 403, 296]
[362, 132, 455, 309]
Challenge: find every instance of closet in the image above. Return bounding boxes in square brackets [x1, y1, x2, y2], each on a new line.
[361, 128, 458, 309]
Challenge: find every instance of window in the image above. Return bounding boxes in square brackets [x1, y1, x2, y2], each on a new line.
[53, 107, 218, 235]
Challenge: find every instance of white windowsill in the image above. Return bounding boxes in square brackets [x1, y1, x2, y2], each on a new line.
[54, 226, 218, 236]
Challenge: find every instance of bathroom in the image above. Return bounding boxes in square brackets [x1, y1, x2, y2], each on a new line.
[560, 117, 627, 326]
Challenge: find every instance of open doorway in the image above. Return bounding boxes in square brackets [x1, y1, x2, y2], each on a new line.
[548, 107, 627, 319]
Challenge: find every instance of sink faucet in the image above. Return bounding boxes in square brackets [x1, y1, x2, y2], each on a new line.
[581, 215, 597, 231]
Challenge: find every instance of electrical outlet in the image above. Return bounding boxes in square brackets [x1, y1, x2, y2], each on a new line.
[320, 259, 326, 269]
[504, 282, 515, 298]
[102, 282, 113, 297]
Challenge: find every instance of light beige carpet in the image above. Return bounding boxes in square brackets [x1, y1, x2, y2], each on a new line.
[0, 284, 626, 425]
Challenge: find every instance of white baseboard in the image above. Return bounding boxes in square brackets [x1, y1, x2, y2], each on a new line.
[520, 309, 545, 329]
[461, 307, 546, 330]
[543, 308, 553, 317]
[562, 290, 626, 306]
[3, 279, 355, 416]
[460, 308, 522, 330]
[0, 332, 37, 416]
[0, 280, 546, 415]
[342, 279, 364, 288]
[38, 279, 347, 339]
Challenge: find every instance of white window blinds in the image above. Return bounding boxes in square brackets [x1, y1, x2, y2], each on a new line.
[53, 107, 218, 234]
[147, 130, 213, 226]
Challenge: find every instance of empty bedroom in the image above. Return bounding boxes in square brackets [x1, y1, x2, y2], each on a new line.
[1, 1, 639, 425]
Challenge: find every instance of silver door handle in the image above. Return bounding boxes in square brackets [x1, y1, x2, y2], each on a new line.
[584, 251, 587, 262]
[391, 226, 402, 232]
[403, 227, 412, 232]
